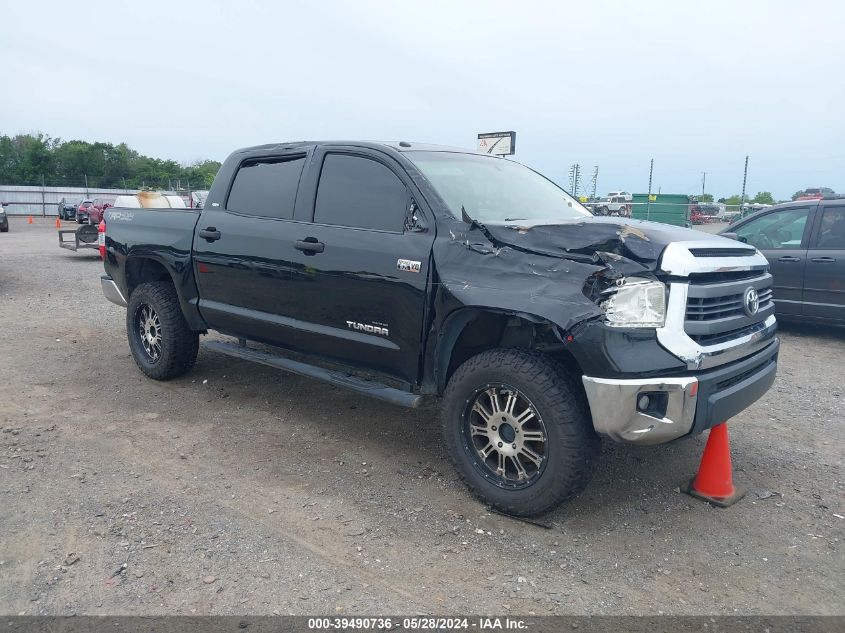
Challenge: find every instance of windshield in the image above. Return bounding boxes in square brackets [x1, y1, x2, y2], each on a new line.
[406, 151, 591, 223]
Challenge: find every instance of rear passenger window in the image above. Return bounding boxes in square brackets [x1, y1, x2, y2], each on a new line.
[227, 155, 305, 219]
[816, 207, 845, 249]
[314, 154, 407, 232]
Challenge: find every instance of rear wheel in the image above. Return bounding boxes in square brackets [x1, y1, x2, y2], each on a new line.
[126, 281, 199, 380]
[441, 348, 598, 516]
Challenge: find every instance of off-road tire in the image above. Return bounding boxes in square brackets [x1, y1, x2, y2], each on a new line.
[127, 281, 199, 380]
[441, 348, 599, 516]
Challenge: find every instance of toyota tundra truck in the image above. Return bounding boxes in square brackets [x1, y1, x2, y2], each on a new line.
[100, 141, 779, 516]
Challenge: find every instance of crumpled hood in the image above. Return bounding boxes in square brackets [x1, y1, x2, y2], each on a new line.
[479, 216, 737, 274]
[430, 214, 745, 337]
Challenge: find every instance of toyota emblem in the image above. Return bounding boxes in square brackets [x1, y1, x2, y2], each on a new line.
[743, 287, 760, 316]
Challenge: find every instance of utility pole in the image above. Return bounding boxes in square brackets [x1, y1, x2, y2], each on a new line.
[84, 174, 89, 198]
[589, 165, 599, 200]
[740, 156, 749, 209]
[701, 171, 706, 197]
[646, 158, 654, 220]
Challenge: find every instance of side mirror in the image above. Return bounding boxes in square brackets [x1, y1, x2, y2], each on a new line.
[721, 232, 738, 241]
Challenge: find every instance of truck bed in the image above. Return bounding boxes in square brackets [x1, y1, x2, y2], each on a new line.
[102, 207, 204, 325]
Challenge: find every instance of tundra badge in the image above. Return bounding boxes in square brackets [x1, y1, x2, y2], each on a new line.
[346, 321, 389, 337]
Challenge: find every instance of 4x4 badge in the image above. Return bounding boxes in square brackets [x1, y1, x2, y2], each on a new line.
[397, 259, 421, 273]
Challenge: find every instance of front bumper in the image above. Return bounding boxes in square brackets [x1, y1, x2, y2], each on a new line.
[582, 339, 779, 445]
[101, 275, 127, 307]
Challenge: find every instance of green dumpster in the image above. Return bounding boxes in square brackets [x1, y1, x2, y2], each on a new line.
[630, 194, 691, 226]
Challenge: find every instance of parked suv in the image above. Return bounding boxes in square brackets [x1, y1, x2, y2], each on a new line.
[76, 199, 95, 224]
[57, 197, 81, 220]
[87, 198, 115, 224]
[593, 196, 631, 217]
[606, 190, 632, 202]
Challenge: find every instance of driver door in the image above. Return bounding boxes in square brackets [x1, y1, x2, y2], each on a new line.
[733, 206, 813, 316]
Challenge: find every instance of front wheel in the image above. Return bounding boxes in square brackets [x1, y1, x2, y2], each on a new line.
[441, 348, 598, 516]
[126, 281, 199, 380]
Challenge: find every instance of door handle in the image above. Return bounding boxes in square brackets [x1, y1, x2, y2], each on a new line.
[777, 255, 801, 262]
[295, 238, 325, 254]
[198, 227, 221, 242]
[810, 256, 836, 263]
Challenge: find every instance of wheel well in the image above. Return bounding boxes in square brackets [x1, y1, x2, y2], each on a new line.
[125, 258, 173, 298]
[439, 310, 582, 393]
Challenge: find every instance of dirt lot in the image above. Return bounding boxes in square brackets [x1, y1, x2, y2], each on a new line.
[1, 218, 843, 616]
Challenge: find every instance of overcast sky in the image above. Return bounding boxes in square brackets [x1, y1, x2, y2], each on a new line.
[2, 0, 842, 199]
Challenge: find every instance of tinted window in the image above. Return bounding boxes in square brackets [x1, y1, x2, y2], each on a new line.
[816, 207, 845, 249]
[227, 155, 305, 219]
[735, 207, 809, 250]
[314, 154, 407, 232]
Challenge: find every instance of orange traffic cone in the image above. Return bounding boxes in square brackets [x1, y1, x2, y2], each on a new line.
[682, 423, 745, 507]
[28, 215, 33, 224]
[55, 217, 62, 228]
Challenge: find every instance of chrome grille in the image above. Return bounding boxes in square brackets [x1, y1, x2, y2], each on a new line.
[686, 288, 773, 322]
[684, 271, 774, 340]
[657, 241, 777, 370]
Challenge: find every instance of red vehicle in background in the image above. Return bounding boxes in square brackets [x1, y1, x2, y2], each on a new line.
[796, 187, 834, 201]
[87, 197, 115, 224]
[689, 207, 707, 224]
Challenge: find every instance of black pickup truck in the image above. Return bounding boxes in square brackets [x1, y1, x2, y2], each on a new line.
[101, 141, 779, 515]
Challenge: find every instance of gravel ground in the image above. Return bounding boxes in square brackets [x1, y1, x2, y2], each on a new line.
[0, 217, 842, 616]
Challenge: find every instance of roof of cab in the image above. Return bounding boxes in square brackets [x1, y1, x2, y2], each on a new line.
[232, 140, 479, 156]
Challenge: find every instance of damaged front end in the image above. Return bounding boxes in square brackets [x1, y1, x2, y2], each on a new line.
[430, 212, 779, 446]
[438, 213, 675, 333]
[430, 213, 691, 381]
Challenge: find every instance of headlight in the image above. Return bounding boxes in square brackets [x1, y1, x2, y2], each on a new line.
[601, 279, 666, 328]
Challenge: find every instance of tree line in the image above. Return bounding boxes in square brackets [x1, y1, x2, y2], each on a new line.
[0, 133, 221, 190]
[715, 192, 777, 205]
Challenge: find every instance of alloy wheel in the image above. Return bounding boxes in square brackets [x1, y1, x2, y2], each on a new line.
[462, 383, 548, 489]
[137, 305, 162, 362]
